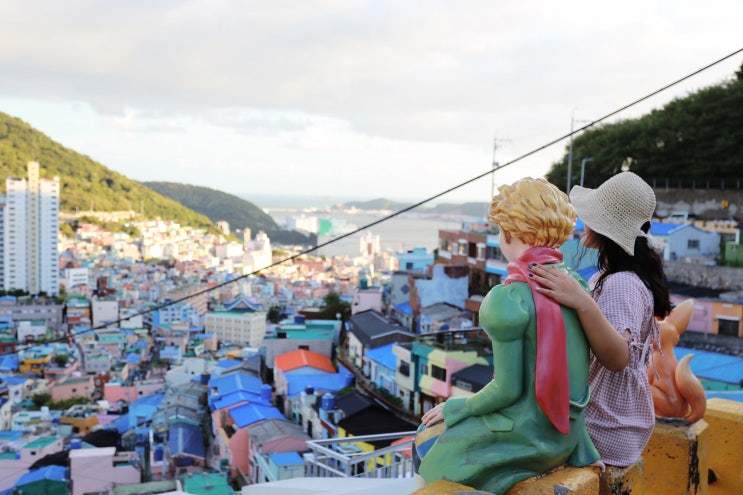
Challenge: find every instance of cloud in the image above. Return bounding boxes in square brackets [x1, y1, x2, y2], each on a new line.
[0, 1, 741, 200]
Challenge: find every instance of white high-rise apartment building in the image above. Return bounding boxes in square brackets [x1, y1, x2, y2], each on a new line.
[3, 161, 60, 296]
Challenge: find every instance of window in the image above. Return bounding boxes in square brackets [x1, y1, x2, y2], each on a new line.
[687, 239, 700, 250]
[456, 380, 472, 392]
[398, 361, 410, 377]
[476, 245, 486, 259]
[431, 365, 447, 381]
[718, 318, 740, 337]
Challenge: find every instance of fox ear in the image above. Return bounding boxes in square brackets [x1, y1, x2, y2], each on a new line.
[662, 299, 694, 336]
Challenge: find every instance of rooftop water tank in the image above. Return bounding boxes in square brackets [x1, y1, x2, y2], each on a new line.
[321, 393, 335, 411]
[261, 384, 272, 403]
[153, 444, 164, 461]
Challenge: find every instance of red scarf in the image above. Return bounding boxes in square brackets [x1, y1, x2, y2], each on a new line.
[504, 246, 570, 435]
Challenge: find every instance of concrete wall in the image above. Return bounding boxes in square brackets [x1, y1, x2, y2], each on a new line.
[664, 261, 743, 291]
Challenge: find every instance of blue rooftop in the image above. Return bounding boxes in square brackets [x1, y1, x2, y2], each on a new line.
[15, 465, 69, 485]
[216, 359, 243, 369]
[394, 301, 413, 316]
[229, 402, 285, 428]
[0, 355, 18, 372]
[286, 373, 353, 399]
[2, 375, 28, 385]
[675, 348, 743, 385]
[168, 422, 205, 458]
[124, 353, 141, 365]
[209, 372, 263, 395]
[269, 451, 304, 467]
[210, 389, 268, 411]
[364, 342, 397, 371]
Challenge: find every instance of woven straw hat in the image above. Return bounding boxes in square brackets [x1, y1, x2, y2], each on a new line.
[569, 172, 655, 255]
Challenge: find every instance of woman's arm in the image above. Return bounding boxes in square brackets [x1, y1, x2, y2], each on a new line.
[529, 264, 629, 372]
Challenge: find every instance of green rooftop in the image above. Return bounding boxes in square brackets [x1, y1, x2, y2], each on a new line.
[182, 473, 233, 495]
[111, 480, 178, 495]
[265, 325, 336, 341]
[24, 435, 59, 449]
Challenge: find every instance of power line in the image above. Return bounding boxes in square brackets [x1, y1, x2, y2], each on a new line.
[4, 47, 741, 359]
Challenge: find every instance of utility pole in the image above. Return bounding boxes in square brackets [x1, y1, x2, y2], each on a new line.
[566, 113, 592, 193]
[567, 115, 575, 194]
[491, 133, 511, 200]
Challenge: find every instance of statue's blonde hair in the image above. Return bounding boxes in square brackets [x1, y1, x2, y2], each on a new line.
[488, 177, 576, 248]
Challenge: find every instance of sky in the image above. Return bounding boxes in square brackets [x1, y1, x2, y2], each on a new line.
[0, 1, 741, 205]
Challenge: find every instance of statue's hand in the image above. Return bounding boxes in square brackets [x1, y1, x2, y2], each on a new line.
[421, 402, 446, 426]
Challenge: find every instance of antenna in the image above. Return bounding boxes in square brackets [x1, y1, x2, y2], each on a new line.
[490, 133, 512, 200]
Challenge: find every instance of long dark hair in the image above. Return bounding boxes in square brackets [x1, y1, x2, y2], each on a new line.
[586, 222, 671, 318]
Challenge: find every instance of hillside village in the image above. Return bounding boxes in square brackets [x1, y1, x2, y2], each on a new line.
[0, 160, 742, 495]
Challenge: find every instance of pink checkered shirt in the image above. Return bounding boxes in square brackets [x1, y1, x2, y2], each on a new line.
[585, 270, 660, 467]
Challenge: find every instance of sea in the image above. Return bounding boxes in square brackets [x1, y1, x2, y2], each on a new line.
[244, 193, 478, 258]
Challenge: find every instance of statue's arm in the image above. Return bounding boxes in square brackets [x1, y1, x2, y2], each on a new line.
[443, 285, 527, 426]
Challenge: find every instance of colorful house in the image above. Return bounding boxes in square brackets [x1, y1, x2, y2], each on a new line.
[12, 465, 69, 495]
[346, 310, 415, 372]
[273, 349, 336, 399]
[167, 422, 206, 474]
[225, 402, 285, 478]
[69, 447, 140, 495]
[59, 405, 100, 435]
[50, 376, 94, 402]
[262, 319, 340, 368]
[247, 418, 310, 484]
[363, 343, 398, 397]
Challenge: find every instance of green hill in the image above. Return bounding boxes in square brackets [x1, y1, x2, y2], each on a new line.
[545, 66, 743, 188]
[143, 182, 316, 246]
[0, 112, 216, 231]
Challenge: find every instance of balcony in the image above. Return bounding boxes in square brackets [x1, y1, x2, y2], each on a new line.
[302, 432, 416, 479]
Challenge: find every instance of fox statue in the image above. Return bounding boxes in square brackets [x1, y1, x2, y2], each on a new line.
[648, 299, 707, 423]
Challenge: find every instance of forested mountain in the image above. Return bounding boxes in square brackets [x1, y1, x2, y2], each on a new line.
[144, 182, 316, 246]
[545, 65, 743, 189]
[0, 112, 216, 231]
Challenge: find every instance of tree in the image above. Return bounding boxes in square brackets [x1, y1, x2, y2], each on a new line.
[318, 292, 351, 322]
[32, 392, 51, 408]
[54, 354, 69, 367]
[267, 305, 283, 324]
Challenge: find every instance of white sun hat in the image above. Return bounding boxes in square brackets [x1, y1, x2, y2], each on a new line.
[569, 172, 656, 256]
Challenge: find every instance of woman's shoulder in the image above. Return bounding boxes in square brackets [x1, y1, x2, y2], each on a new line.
[597, 271, 649, 293]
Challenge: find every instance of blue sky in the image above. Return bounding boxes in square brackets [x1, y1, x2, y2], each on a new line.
[0, 1, 741, 203]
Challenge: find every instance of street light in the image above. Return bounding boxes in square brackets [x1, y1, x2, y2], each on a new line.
[566, 113, 592, 193]
[580, 157, 593, 187]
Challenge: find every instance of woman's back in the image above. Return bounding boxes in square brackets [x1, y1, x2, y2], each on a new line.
[585, 270, 659, 466]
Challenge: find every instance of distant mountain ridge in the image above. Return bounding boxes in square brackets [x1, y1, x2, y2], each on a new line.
[144, 182, 316, 246]
[340, 198, 489, 218]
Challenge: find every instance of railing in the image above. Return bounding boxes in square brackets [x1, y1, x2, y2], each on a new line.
[304, 432, 417, 479]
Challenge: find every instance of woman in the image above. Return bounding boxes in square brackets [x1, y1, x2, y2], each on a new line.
[530, 171, 671, 467]
[413, 177, 599, 494]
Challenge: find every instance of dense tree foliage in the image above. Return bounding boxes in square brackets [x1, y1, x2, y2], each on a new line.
[546, 68, 743, 189]
[0, 112, 217, 231]
[318, 292, 351, 322]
